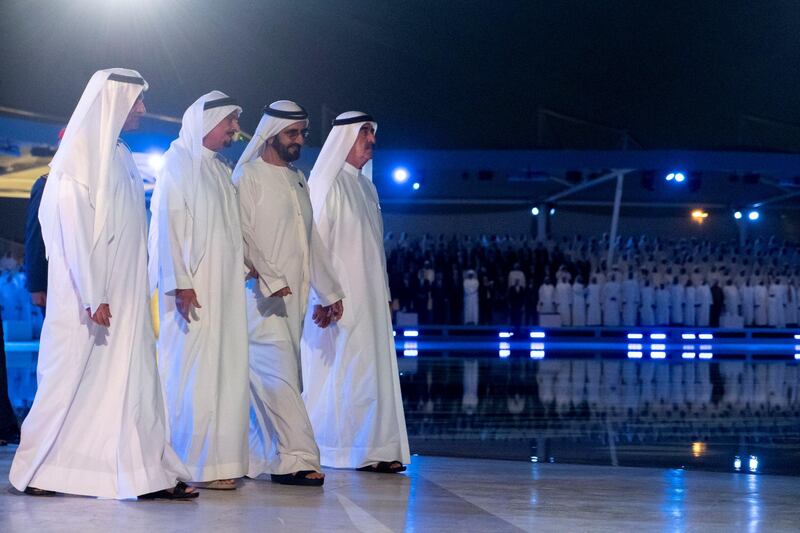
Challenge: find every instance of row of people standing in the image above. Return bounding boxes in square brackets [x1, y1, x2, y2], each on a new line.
[537, 272, 800, 327]
[11, 69, 408, 500]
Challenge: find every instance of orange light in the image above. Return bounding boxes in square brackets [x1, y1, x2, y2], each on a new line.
[691, 209, 708, 223]
[691, 441, 707, 457]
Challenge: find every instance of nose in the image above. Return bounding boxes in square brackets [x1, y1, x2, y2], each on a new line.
[232, 118, 241, 132]
[296, 134, 306, 146]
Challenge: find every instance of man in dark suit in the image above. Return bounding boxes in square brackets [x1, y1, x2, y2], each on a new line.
[0, 314, 20, 445]
[24, 175, 48, 310]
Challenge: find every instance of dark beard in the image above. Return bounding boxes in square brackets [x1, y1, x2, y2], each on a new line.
[274, 138, 301, 163]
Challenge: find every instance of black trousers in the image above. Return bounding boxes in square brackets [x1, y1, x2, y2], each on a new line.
[0, 314, 20, 440]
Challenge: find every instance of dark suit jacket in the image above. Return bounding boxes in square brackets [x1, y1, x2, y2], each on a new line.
[24, 175, 48, 293]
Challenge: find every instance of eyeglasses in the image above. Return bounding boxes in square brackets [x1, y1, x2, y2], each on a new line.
[283, 128, 310, 140]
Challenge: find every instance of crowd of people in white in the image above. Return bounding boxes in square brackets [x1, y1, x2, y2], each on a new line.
[533, 238, 799, 328]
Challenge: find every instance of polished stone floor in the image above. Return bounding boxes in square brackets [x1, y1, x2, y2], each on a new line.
[0, 446, 797, 532]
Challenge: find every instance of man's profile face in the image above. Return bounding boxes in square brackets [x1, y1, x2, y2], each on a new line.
[271, 120, 307, 163]
[345, 123, 376, 169]
[122, 96, 146, 132]
[204, 111, 241, 151]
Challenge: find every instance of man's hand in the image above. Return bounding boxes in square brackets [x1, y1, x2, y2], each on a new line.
[246, 267, 259, 280]
[312, 304, 331, 328]
[175, 288, 202, 323]
[86, 303, 112, 327]
[329, 300, 344, 322]
[30, 291, 46, 308]
[270, 286, 292, 298]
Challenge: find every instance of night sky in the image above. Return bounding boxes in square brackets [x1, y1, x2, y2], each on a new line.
[2, 0, 800, 150]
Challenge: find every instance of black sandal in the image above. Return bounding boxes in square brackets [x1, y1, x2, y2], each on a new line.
[270, 470, 325, 487]
[24, 487, 56, 497]
[139, 481, 199, 501]
[356, 461, 406, 474]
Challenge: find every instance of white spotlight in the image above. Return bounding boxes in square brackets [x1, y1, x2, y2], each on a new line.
[748, 210, 760, 221]
[549, 207, 556, 215]
[674, 172, 686, 182]
[412, 182, 420, 190]
[531, 207, 539, 216]
[392, 167, 409, 184]
[734, 211, 742, 220]
[148, 153, 165, 172]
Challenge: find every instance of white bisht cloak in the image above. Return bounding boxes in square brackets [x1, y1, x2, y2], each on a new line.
[232, 101, 344, 476]
[300, 112, 410, 468]
[10, 69, 189, 498]
[148, 91, 249, 481]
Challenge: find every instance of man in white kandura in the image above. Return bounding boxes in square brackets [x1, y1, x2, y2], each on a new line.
[9, 69, 196, 500]
[232, 101, 344, 487]
[301, 111, 410, 473]
[148, 91, 249, 490]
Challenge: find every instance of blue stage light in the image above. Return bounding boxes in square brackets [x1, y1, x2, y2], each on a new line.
[748, 210, 760, 221]
[549, 207, 556, 215]
[627, 333, 643, 339]
[402, 341, 418, 357]
[531, 207, 539, 216]
[682, 352, 696, 359]
[734, 211, 743, 220]
[529, 350, 545, 359]
[650, 351, 667, 359]
[682, 333, 696, 340]
[499, 331, 514, 338]
[650, 333, 667, 340]
[674, 172, 686, 182]
[392, 167, 410, 184]
[627, 351, 643, 359]
[403, 330, 419, 337]
[412, 182, 420, 190]
[530, 331, 546, 338]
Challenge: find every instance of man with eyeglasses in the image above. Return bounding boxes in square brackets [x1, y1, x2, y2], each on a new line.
[232, 100, 343, 486]
[148, 91, 249, 490]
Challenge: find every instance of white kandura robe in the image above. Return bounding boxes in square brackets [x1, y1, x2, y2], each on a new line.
[586, 283, 602, 326]
[754, 284, 768, 326]
[555, 281, 572, 326]
[640, 285, 655, 326]
[10, 144, 189, 498]
[463, 278, 479, 324]
[571, 282, 586, 326]
[237, 160, 343, 476]
[621, 279, 639, 326]
[601, 280, 621, 327]
[300, 163, 410, 468]
[152, 148, 249, 481]
[537, 283, 555, 314]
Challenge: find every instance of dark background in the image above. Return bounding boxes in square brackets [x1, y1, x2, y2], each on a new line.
[2, 0, 800, 150]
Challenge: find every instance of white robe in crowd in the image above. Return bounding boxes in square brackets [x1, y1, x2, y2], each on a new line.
[684, 285, 696, 327]
[538, 283, 555, 314]
[555, 280, 572, 326]
[237, 159, 343, 476]
[656, 286, 671, 325]
[670, 282, 685, 324]
[10, 69, 189, 499]
[754, 284, 768, 326]
[621, 278, 639, 326]
[571, 282, 586, 326]
[697, 283, 712, 327]
[741, 284, 755, 326]
[11, 144, 189, 497]
[767, 282, 785, 328]
[463, 276, 479, 324]
[586, 282, 602, 326]
[301, 162, 410, 468]
[640, 284, 655, 326]
[723, 284, 740, 320]
[601, 280, 621, 326]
